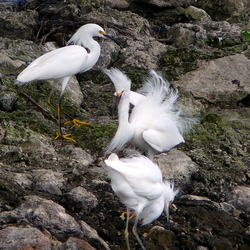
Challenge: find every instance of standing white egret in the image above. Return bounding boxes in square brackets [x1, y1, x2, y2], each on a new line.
[16, 23, 120, 142]
[104, 153, 179, 250]
[104, 68, 189, 160]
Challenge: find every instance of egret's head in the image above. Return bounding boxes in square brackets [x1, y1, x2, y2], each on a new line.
[104, 68, 131, 97]
[67, 23, 120, 46]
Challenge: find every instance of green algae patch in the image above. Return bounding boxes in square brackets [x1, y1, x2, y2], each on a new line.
[0, 109, 55, 144]
[71, 121, 118, 154]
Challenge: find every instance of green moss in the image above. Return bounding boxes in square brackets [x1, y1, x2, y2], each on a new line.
[201, 113, 223, 125]
[1, 109, 56, 143]
[159, 48, 212, 80]
[71, 121, 117, 153]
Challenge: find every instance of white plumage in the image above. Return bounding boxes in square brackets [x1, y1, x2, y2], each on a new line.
[104, 68, 192, 160]
[16, 23, 119, 142]
[104, 153, 179, 250]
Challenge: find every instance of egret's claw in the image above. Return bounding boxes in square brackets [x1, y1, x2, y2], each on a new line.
[64, 119, 90, 128]
[120, 210, 135, 220]
[54, 132, 76, 143]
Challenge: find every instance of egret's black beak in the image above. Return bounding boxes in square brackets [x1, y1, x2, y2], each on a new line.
[104, 34, 121, 46]
[111, 91, 123, 115]
[115, 92, 123, 106]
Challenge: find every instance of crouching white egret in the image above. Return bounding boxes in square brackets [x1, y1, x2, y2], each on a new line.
[16, 23, 120, 142]
[104, 68, 194, 160]
[104, 153, 179, 250]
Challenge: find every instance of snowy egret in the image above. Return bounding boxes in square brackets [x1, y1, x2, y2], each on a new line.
[104, 153, 178, 250]
[104, 68, 191, 160]
[16, 23, 120, 142]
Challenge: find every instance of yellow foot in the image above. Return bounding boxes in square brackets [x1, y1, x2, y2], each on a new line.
[120, 210, 135, 220]
[64, 119, 90, 128]
[54, 132, 76, 143]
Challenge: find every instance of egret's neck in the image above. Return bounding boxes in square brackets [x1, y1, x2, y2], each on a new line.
[81, 38, 101, 72]
[118, 92, 130, 127]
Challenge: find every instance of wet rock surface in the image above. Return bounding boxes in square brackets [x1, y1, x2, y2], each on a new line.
[0, 0, 250, 249]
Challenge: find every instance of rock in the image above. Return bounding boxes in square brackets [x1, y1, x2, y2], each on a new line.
[180, 194, 212, 202]
[17, 195, 81, 241]
[0, 51, 24, 68]
[174, 54, 250, 104]
[0, 226, 51, 250]
[156, 149, 198, 185]
[106, 0, 130, 9]
[0, 91, 18, 112]
[145, 225, 176, 249]
[226, 186, 250, 213]
[131, 0, 197, 8]
[13, 173, 33, 190]
[0, 125, 5, 142]
[0, 9, 38, 40]
[57, 145, 95, 172]
[59, 237, 96, 250]
[32, 169, 65, 195]
[184, 6, 212, 21]
[162, 20, 243, 48]
[197, 0, 250, 22]
[79, 221, 110, 250]
[21, 135, 59, 167]
[207, 236, 234, 250]
[62, 186, 98, 213]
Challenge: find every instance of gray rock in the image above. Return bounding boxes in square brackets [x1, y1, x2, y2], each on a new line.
[0, 9, 38, 40]
[131, 0, 197, 8]
[174, 54, 250, 103]
[0, 91, 18, 112]
[0, 51, 24, 69]
[17, 195, 82, 241]
[79, 221, 110, 250]
[57, 145, 95, 172]
[33, 169, 65, 195]
[197, 0, 250, 22]
[0, 125, 5, 142]
[59, 236, 96, 250]
[106, 0, 130, 9]
[156, 149, 198, 185]
[64, 186, 98, 213]
[13, 173, 33, 189]
[226, 186, 250, 213]
[0, 226, 51, 250]
[184, 6, 212, 21]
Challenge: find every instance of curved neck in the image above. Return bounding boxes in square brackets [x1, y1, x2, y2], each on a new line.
[81, 39, 101, 72]
[118, 91, 130, 127]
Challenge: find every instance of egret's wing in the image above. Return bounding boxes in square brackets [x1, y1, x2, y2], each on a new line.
[129, 91, 145, 106]
[16, 46, 88, 83]
[143, 125, 184, 152]
[105, 157, 163, 199]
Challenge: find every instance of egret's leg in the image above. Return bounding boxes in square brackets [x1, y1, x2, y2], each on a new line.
[54, 96, 76, 143]
[132, 214, 146, 250]
[48, 82, 90, 128]
[47, 87, 57, 111]
[125, 208, 131, 250]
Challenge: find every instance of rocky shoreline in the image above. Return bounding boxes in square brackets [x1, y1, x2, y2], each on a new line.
[0, 0, 250, 249]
